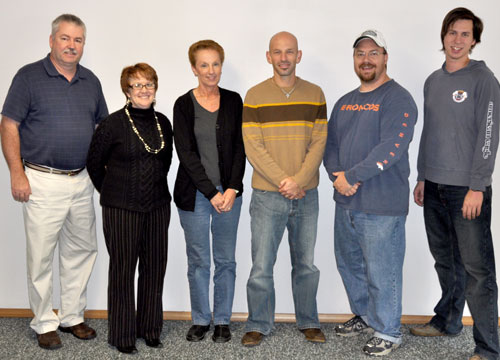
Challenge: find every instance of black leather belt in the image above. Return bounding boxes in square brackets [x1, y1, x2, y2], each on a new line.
[24, 160, 84, 176]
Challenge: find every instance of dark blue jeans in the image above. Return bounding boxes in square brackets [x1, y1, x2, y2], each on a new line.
[423, 180, 499, 360]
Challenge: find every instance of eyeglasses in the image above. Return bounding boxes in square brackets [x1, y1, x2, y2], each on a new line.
[354, 50, 384, 59]
[129, 83, 155, 90]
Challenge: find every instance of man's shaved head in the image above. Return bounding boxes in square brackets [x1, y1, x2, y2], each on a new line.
[269, 31, 298, 51]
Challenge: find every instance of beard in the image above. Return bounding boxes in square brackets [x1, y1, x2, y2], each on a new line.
[356, 64, 377, 82]
[357, 71, 376, 82]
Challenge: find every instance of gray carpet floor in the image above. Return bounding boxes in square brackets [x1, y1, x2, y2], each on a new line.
[0, 318, 487, 359]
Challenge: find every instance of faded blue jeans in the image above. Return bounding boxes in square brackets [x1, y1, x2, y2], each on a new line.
[423, 180, 499, 360]
[245, 189, 321, 335]
[178, 188, 242, 325]
[334, 204, 406, 344]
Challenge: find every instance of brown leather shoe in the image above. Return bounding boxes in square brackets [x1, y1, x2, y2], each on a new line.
[409, 324, 446, 337]
[241, 331, 263, 347]
[37, 331, 62, 350]
[59, 322, 97, 340]
[301, 328, 326, 343]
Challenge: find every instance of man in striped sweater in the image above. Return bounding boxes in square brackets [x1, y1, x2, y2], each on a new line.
[241, 31, 328, 347]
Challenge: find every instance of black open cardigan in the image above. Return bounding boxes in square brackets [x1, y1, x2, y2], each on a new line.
[173, 87, 245, 211]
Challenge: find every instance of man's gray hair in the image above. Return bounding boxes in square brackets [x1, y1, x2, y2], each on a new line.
[51, 14, 86, 39]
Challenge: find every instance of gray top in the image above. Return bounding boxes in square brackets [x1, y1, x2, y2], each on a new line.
[1, 54, 108, 170]
[417, 60, 500, 191]
[191, 90, 221, 187]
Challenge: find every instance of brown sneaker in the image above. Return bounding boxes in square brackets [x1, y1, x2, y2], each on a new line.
[59, 322, 97, 340]
[410, 324, 446, 337]
[300, 328, 326, 343]
[241, 331, 263, 347]
[37, 331, 62, 350]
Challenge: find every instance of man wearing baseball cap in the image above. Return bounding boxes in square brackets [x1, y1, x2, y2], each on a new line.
[323, 29, 417, 356]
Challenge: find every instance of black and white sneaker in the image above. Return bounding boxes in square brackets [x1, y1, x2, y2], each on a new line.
[363, 336, 400, 356]
[335, 315, 374, 337]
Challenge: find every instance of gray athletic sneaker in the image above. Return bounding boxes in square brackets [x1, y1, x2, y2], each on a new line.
[334, 315, 374, 337]
[363, 336, 400, 356]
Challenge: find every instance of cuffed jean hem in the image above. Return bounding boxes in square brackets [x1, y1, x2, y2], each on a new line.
[374, 331, 402, 345]
[297, 323, 321, 331]
[244, 326, 270, 336]
[213, 320, 231, 326]
[192, 321, 211, 326]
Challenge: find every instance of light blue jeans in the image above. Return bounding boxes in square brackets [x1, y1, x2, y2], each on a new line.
[178, 188, 242, 325]
[245, 189, 321, 335]
[334, 204, 406, 344]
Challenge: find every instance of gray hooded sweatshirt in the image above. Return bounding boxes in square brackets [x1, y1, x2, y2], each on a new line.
[417, 60, 500, 191]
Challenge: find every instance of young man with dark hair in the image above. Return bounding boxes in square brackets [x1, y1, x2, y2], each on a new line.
[411, 7, 500, 360]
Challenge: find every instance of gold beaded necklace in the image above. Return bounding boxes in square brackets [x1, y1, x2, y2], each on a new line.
[124, 105, 165, 154]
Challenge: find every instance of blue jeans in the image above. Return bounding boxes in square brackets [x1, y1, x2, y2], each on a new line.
[334, 204, 406, 344]
[178, 188, 242, 325]
[245, 189, 320, 335]
[423, 180, 499, 360]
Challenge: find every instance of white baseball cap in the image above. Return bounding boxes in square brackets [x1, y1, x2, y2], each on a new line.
[353, 29, 388, 52]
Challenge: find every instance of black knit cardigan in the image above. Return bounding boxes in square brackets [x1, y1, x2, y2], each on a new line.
[86, 105, 173, 212]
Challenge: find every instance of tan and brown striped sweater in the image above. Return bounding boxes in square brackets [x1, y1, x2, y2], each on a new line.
[242, 77, 327, 191]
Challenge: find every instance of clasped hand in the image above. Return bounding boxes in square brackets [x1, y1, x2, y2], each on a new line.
[279, 177, 305, 199]
[210, 189, 237, 214]
[332, 171, 360, 197]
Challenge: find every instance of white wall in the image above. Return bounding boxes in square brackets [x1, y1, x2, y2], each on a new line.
[1, 0, 499, 318]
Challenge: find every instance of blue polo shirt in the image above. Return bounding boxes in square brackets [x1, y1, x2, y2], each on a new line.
[1, 54, 108, 170]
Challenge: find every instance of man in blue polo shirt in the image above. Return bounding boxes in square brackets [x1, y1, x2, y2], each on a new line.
[0, 14, 108, 350]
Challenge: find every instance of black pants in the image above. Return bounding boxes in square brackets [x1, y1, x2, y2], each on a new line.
[103, 204, 170, 347]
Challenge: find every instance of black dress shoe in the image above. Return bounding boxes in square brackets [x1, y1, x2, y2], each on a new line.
[145, 338, 163, 348]
[212, 325, 231, 343]
[186, 325, 210, 342]
[116, 345, 138, 354]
